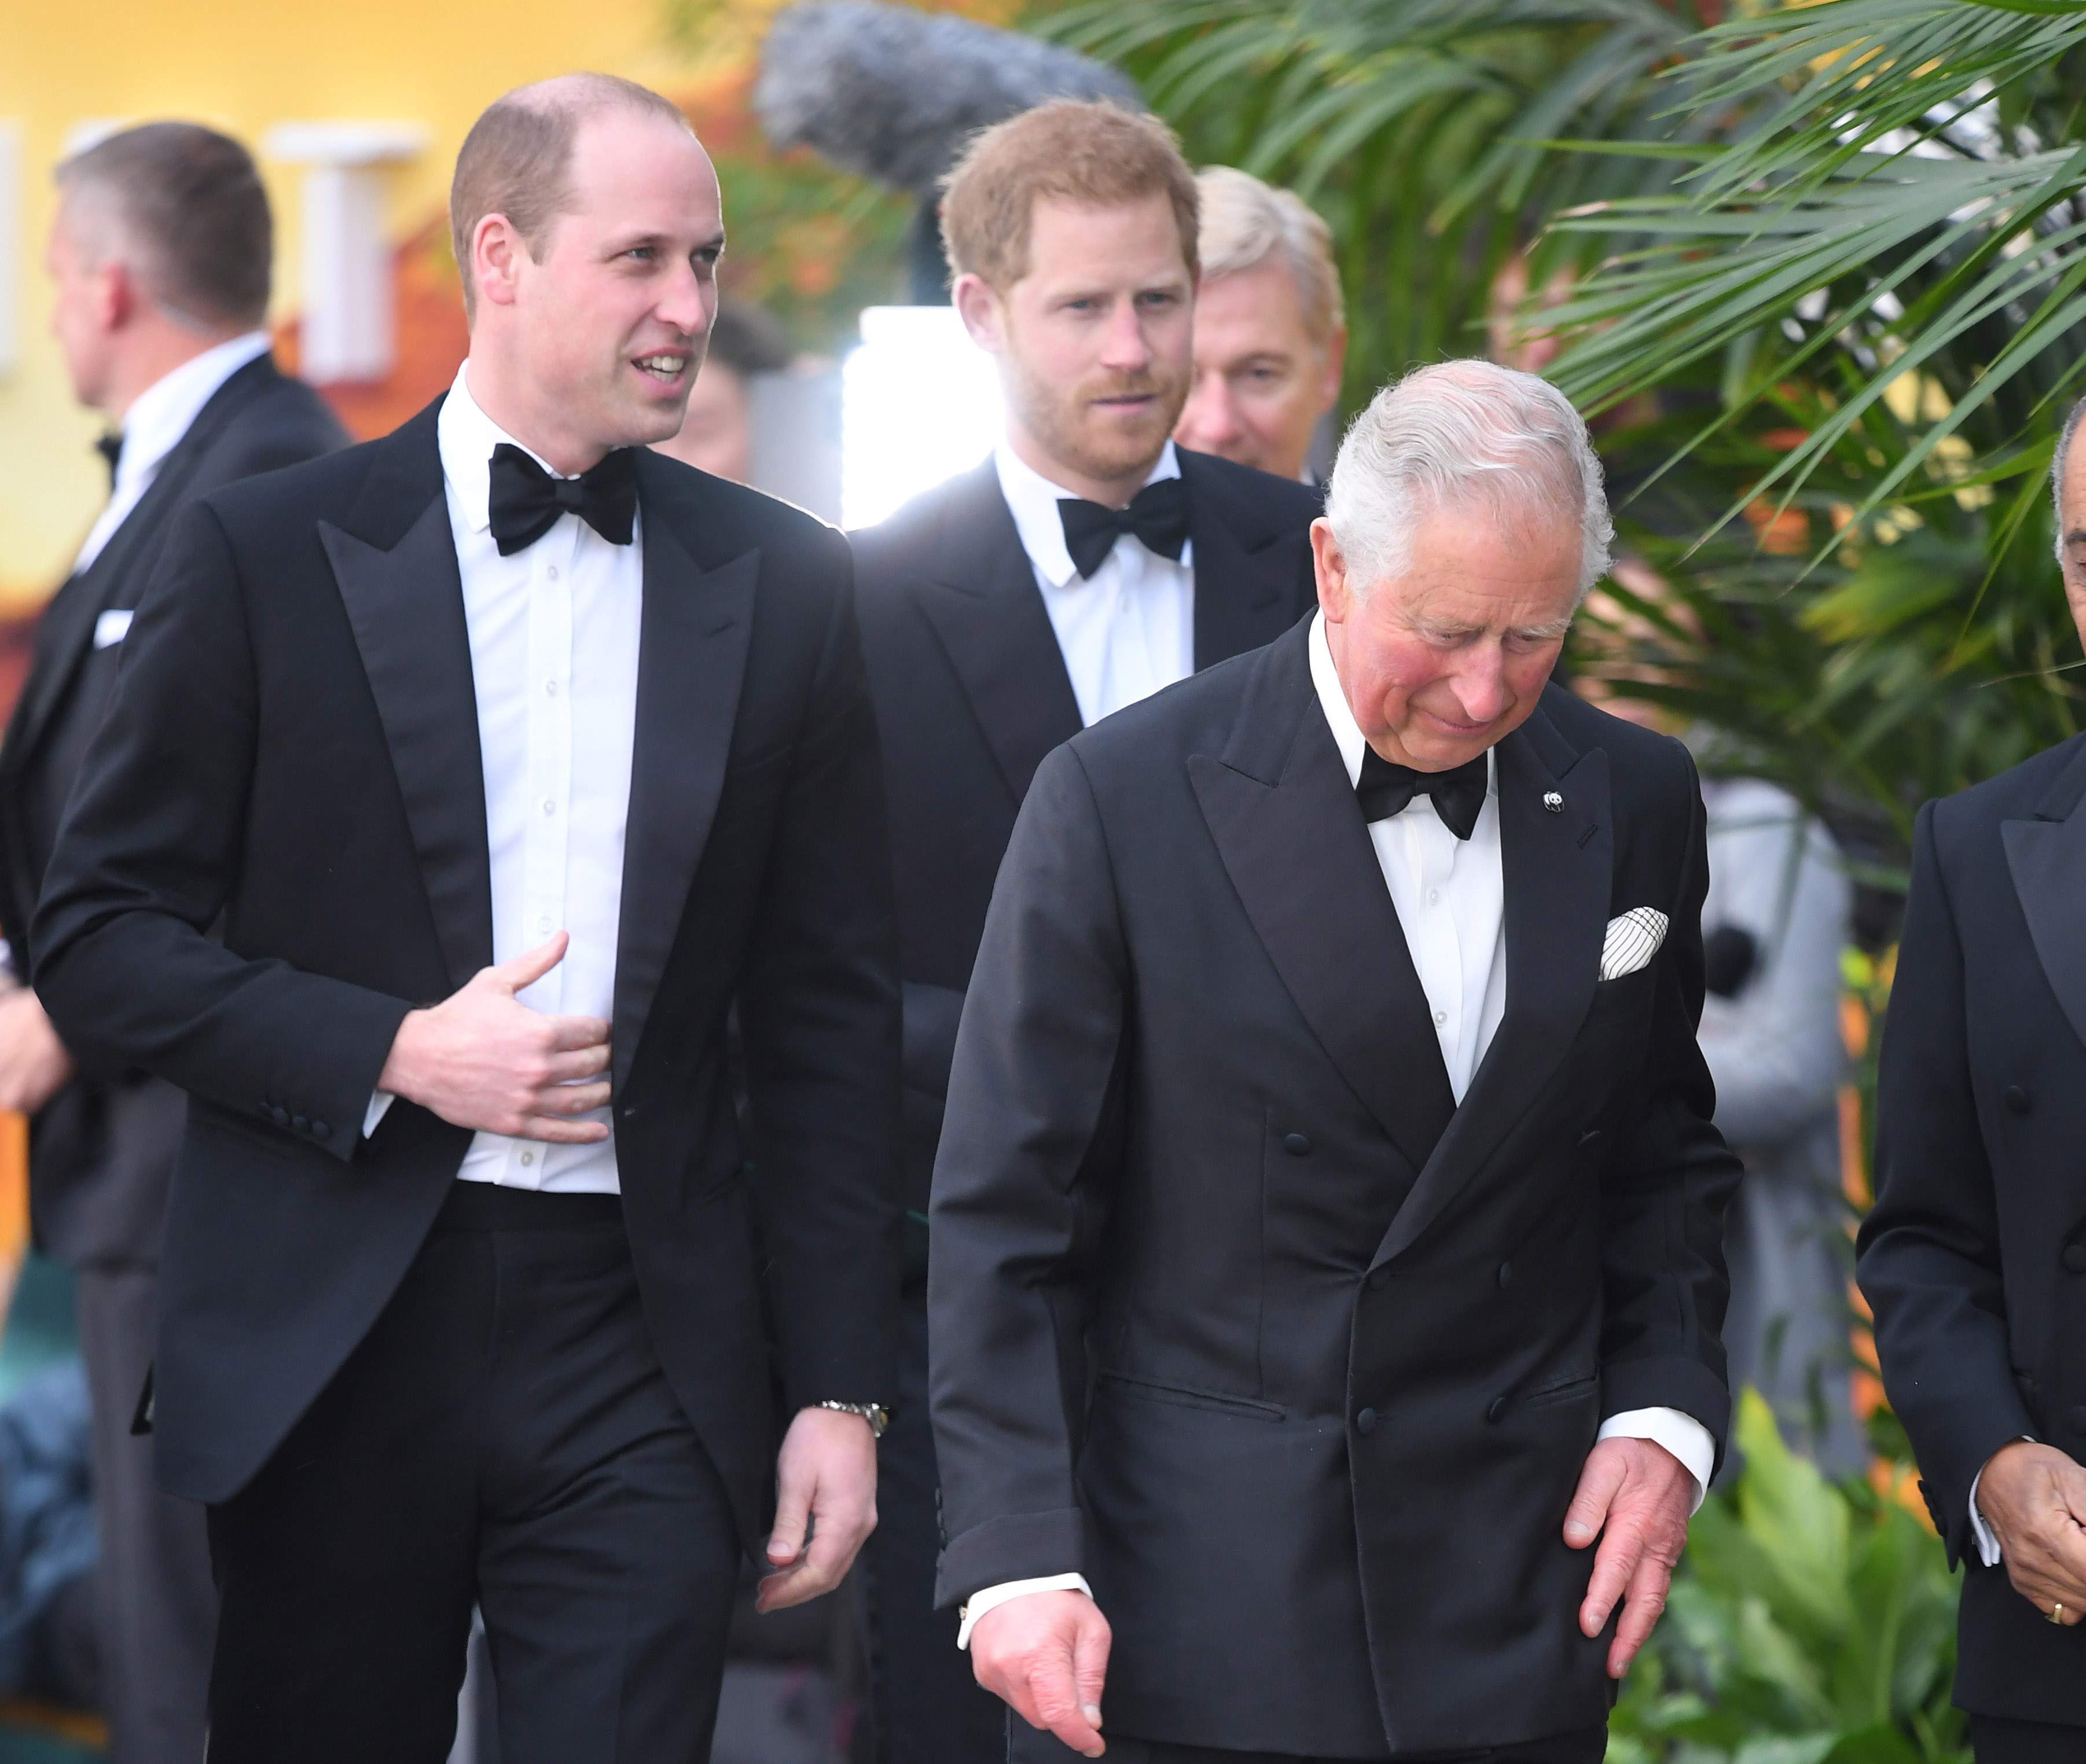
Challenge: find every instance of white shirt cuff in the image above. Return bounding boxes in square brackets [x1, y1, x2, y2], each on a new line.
[363, 1091, 395, 1140]
[1599, 1407, 1715, 1514]
[956, 1573, 1092, 1651]
[1968, 1467, 2004, 1567]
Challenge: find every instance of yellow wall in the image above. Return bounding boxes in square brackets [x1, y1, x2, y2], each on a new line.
[0, 0, 695, 609]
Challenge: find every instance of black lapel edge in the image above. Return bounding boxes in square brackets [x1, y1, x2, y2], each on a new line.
[1188, 631, 1456, 1174]
[1371, 718, 1614, 1269]
[2003, 751, 2086, 1059]
[610, 494, 761, 1096]
[1178, 451, 1301, 671]
[910, 468, 1083, 804]
[319, 496, 494, 993]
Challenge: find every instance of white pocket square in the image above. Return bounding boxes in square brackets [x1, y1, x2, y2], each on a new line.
[93, 608, 134, 649]
[1599, 907, 1668, 981]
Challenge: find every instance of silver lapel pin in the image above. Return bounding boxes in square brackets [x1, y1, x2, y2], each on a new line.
[1543, 791, 1563, 813]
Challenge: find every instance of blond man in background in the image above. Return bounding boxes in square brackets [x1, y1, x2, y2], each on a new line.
[1173, 167, 1346, 482]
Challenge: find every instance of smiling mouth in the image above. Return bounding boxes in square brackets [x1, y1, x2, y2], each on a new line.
[633, 353, 689, 384]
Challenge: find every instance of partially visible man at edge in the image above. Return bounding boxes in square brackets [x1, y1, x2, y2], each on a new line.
[0, 121, 346, 1763]
[31, 75, 898, 1763]
[1172, 165, 1345, 483]
[850, 101, 1323, 1763]
[932, 359, 1738, 1762]
[1856, 399, 2086, 1762]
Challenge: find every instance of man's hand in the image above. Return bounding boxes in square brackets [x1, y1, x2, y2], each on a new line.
[969, 1589, 1112, 1758]
[1976, 1440, 2086, 1623]
[1564, 1435, 1695, 1678]
[377, 934, 611, 1142]
[0, 987, 74, 1116]
[757, 1406, 879, 1613]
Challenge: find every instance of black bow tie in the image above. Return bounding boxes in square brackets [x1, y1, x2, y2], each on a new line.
[1056, 477, 1190, 579]
[1355, 748, 1489, 841]
[95, 432, 123, 492]
[486, 443, 639, 557]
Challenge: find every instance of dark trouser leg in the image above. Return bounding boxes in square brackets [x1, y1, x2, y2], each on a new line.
[863, 1282, 1006, 1763]
[1020, 1727, 1610, 1762]
[1970, 1713, 2086, 1763]
[205, 1185, 740, 1764]
[475, 1206, 739, 1764]
[75, 1265, 214, 1764]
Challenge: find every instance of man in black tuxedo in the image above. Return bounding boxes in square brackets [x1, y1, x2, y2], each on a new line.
[1856, 403, 2086, 1762]
[33, 75, 899, 1763]
[931, 359, 1739, 1761]
[850, 100, 1321, 1761]
[0, 121, 346, 1762]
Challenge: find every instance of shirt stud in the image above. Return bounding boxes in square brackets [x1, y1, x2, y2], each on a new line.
[1543, 791, 1563, 813]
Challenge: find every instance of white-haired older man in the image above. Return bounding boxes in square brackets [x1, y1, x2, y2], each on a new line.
[930, 358, 1740, 1763]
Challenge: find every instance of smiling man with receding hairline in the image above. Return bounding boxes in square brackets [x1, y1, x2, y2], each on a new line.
[32, 72, 901, 1762]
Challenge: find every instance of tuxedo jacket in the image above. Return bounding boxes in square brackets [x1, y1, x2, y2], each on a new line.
[851, 449, 1321, 1217]
[0, 356, 346, 1269]
[1857, 734, 2086, 1728]
[32, 399, 903, 1524]
[928, 623, 1738, 1756]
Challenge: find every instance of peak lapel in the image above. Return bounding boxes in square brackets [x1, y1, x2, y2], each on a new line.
[611, 472, 759, 1097]
[1180, 454, 1304, 670]
[1188, 627, 1456, 1175]
[2002, 736, 2086, 1055]
[1371, 716, 1612, 1270]
[909, 464, 1082, 804]
[321, 486, 493, 993]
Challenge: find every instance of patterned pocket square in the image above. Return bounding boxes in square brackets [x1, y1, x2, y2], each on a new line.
[1599, 907, 1669, 981]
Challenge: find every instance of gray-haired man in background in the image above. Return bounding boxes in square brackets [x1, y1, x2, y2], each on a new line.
[930, 358, 1739, 1761]
[0, 122, 347, 1761]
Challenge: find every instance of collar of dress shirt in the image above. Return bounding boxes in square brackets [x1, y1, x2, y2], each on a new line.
[993, 436, 1182, 590]
[108, 330, 272, 504]
[439, 362, 565, 532]
[1308, 609, 1496, 800]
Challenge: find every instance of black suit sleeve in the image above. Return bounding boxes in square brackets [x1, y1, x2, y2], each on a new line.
[1596, 744, 1742, 1454]
[32, 501, 413, 1162]
[736, 528, 905, 1412]
[1856, 802, 2033, 1567]
[927, 744, 1127, 1605]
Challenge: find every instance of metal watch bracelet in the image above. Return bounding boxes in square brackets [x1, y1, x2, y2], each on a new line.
[813, 1399, 889, 1438]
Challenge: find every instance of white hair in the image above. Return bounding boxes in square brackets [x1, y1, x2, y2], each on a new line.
[1324, 358, 1614, 600]
[2052, 394, 2086, 563]
[1196, 166, 1343, 347]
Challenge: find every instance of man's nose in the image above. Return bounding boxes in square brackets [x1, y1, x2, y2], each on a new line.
[1177, 373, 1239, 447]
[1449, 646, 1510, 726]
[1098, 300, 1154, 374]
[655, 263, 710, 337]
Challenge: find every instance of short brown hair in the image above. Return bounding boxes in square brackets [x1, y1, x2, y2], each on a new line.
[57, 123, 272, 331]
[939, 100, 1198, 293]
[449, 73, 695, 316]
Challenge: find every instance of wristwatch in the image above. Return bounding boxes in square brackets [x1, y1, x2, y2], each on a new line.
[814, 1399, 890, 1439]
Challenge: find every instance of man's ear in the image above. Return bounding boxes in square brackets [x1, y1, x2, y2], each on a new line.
[472, 214, 528, 311]
[1311, 517, 1353, 623]
[952, 271, 1008, 355]
[96, 260, 135, 336]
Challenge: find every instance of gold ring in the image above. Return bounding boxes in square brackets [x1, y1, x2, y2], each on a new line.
[2051, 1602, 2067, 1626]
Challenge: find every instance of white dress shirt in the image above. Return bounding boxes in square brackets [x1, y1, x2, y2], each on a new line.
[956, 618, 1720, 1651]
[994, 439, 1195, 725]
[365, 365, 641, 1193]
[72, 330, 273, 577]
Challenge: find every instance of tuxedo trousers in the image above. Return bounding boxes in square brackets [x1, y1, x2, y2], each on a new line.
[203, 1182, 741, 1764]
[1969, 1714, 2086, 1762]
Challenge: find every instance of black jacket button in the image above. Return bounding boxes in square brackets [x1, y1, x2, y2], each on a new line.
[1367, 1266, 1389, 1291]
[270, 1105, 289, 1126]
[1486, 1396, 1508, 1423]
[1355, 1407, 1378, 1436]
[1497, 1262, 1514, 1289]
[1283, 1133, 1311, 1157]
[2065, 1244, 2086, 1274]
[2004, 1085, 2031, 1115]
[291, 1115, 310, 1133]
[310, 1120, 329, 1140]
